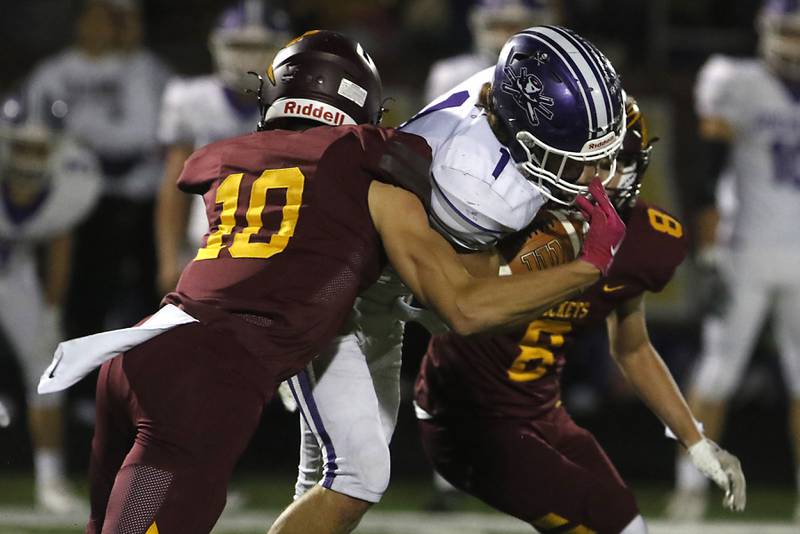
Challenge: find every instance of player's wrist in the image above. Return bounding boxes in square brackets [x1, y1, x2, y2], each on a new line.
[572, 258, 603, 279]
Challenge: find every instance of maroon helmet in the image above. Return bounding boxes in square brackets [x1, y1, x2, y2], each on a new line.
[607, 95, 656, 216]
[260, 30, 383, 129]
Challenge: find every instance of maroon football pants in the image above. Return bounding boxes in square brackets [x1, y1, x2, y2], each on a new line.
[418, 407, 639, 534]
[86, 322, 275, 534]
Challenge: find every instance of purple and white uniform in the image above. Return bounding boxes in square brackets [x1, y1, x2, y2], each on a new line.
[690, 55, 800, 401]
[0, 137, 100, 406]
[290, 67, 545, 504]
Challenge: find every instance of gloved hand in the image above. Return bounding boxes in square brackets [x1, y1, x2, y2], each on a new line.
[574, 178, 626, 276]
[688, 438, 746, 512]
[694, 246, 729, 317]
[393, 295, 449, 335]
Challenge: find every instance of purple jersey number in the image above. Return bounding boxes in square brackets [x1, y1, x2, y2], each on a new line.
[771, 140, 800, 188]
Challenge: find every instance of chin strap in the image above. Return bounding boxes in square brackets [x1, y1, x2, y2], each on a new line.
[246, 71, 268, 131]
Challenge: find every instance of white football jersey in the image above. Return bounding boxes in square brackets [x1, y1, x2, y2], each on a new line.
[158, 75, 260, 149]
[696, 55, 800, 249]
[25, 49, 170, 199]
[424, 53, 493, 104]
[159, 75, 260, 244]
[0, 138, 101, 242]
[402, 67, 545, 251]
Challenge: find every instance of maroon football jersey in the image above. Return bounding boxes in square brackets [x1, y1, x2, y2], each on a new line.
[415, 201, 688, 418]
[165, 124, 431, 379]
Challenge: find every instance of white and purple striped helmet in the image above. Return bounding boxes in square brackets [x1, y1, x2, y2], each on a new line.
[759, 0, 800, 81]
[492, 26, 626, 205]
[209, 0, 291, 91]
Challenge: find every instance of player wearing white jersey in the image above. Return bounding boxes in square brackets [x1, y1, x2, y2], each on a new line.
[155, 0, 289, 294]
[668, 0, 800, 522]
[0, 97, 101, 512]
[25, 0, 171, 338]
[282, 26, 627, 534]
[424, 0, 560, 103]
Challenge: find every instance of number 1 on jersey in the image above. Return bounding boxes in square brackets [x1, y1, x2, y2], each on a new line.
[195, 167, 305, 261]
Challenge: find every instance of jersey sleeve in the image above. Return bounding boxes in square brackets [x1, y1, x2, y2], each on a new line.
[158, 77, 193, 146]
[427, 128, 544, 251]
[694, 55, 748, 128]
[630, 203, 689, 293]
[360, 126, 433, 208]
[177, 143, 221, 195]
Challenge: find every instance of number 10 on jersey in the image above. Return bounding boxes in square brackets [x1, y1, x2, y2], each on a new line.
[195, 167, 305, 260]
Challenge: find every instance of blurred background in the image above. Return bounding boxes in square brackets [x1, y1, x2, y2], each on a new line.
[1, 0, 797, 531]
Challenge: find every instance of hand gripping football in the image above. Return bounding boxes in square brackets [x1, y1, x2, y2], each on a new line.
[498, 209, 586, 275]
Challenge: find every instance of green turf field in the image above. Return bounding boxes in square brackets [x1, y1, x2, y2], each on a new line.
[0, 473, 797, 533]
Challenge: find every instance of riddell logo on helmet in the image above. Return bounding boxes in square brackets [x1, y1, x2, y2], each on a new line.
[265, 98, 357, 126]
[585, 136, 616, 151]
[283, 101, 346, 125]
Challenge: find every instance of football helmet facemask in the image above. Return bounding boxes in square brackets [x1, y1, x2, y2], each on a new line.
[0, 95, 58, 189]
[491, 26, 626, 206]
[606, 95, 655, 216]
[759, 0, 800, 81]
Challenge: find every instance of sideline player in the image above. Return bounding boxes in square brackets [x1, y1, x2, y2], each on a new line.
[285, 25, 629, 531]
[414, 98, 746, 534]
[38, 30, 625, 534]
[155, 0, 289, 294]
[424, 0, 560, 103]
[668, 0, 800, 521]
[0, 96, 101, 511]
[25, 0, 171, 337]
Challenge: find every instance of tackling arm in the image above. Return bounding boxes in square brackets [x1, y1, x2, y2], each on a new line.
[607, 295, 702, 448]
[369, 181, 600, 335]
[154, 144, 194, 294]
[608, 295, 746, 511]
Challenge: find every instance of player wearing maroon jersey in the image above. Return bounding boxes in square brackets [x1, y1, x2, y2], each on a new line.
[415, 98, 746, 534]
[36, 31, 627, 534]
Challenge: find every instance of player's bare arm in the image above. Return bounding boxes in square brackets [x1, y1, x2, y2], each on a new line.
[607, 295, 703, 448]
[608, 294, 746, 512]
[154, 143, 194, 293]
[44, 233, 73, 307]
[369, 181, 600, 335]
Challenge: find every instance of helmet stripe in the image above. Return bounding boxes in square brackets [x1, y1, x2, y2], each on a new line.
[530, 26, 610, 130]
[519, 29, 598, 132]
[545, 26, 612, 123]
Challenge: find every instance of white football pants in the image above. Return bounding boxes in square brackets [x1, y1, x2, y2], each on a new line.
[691, 247, 800, 400]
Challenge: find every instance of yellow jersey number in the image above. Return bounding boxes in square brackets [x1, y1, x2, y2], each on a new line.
[508, 320, 572, 382]
[647, 207, 683, 238]
[195, 167, 305, 260]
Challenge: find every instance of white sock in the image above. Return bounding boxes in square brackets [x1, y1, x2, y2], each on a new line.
[676, 454, 708, 492]
[34, 448, 65, 486]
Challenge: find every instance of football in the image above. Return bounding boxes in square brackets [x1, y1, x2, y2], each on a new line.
[498, 209, 586, 275]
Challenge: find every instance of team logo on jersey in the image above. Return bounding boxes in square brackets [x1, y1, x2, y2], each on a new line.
[501, 66, 554, 126]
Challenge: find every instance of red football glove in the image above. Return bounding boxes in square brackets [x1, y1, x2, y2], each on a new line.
[574, 178, 626, 276]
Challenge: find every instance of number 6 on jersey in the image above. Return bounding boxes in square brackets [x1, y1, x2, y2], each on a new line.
[195, 167, 305, 261]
